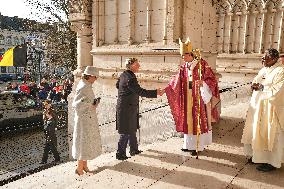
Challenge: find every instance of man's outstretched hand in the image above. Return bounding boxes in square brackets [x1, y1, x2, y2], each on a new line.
[157, 88, 165, 96]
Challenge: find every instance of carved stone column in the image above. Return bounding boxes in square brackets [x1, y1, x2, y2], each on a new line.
[114, 0, 119, 44]
[97, 0, 105, 46]
[145, 0, 152, 43]
[243, 11, 249, 53]
[68, 0, 93, 160]
[128, 0, 135, 45]
[92, 0, 99, 48]
[259, 9, 267, 53]
[227, 12, 233, 53]
[165, 0, 176, 44]
[234, 13, 240, 52]
[219, 14, 225, 53]
[163, 0, 168, 45]
[277, 8, 284, 52]
[252, 11, 258, 53]
[269, 9, 276, 49]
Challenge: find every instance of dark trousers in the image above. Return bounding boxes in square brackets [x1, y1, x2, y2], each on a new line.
[41, 133, 60, 163]
[117, 132, 138, 155]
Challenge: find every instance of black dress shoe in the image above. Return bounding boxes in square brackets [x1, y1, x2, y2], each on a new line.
[256, 163, 276, 172]
[130, 150, 143, 156]
[190, 151, 198, 156]
[247, 157, 256, 164]
[181, 148, 190, 152]
[116, 153, 129, 160]
[40, 161, 47, 164]
[52, 160, 61, 165]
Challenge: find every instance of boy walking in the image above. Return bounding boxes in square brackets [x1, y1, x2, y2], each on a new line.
[40, 100, 60, 164]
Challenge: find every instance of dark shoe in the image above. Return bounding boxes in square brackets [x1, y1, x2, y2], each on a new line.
[247, 157, 255, 164]
[83, 167, 94, 173]
[130, 150, 143, 156]
[51, 160, 61, 165]
[256, 163, 276, 172]
[116, 153, 129, 160]
[39, 161, 47, 165]
[181, 148, 190, 152]
[190, 151, 198, 156]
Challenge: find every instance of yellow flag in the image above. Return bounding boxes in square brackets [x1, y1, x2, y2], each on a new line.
[0, 47, 15, 66]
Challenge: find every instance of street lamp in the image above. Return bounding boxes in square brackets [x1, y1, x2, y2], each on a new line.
[33, 48, 44, 84]
[28, 38, 45, 84]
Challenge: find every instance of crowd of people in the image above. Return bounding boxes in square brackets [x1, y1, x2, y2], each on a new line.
[4, 78, 73, 103]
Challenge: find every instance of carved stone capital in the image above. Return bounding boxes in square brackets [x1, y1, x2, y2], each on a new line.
[243, 10, 250, 15]
[227, 12, 234, 16]
[68, 0, 92, 22]
[259, 9, 267, 14]
[68, 0, 92, 14]
[70, 22, 92, 36]
[69, 13, 92, 23]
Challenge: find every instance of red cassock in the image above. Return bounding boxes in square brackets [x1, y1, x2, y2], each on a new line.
[165, 59, 220, 135]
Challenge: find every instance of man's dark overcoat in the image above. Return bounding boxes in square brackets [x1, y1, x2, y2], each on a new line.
[116, 70, 157, 134]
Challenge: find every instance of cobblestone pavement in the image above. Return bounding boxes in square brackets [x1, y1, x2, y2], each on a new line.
[4, 92, 284, 189]
[0, 100, 176, 184]
[0, 128, 69, 182]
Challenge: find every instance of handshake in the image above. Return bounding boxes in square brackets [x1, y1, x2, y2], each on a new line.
[251, 83, 264, 91]
[157, 88, 165, 96]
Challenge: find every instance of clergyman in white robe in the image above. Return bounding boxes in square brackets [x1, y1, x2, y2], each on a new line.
[241, 61, 284, 168]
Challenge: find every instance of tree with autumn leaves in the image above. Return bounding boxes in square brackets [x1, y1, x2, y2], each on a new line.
[24, 0, 77, 79]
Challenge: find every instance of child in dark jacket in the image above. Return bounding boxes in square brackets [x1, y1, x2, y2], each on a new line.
[40, 100, 60, 164]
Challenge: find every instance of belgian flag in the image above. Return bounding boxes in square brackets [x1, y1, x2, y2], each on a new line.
[0, 44, 27, 67]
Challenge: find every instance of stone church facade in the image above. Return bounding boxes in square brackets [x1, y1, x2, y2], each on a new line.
[67, 0, 284, 157]
[68, 0, 284, 85]
[68, 0, 218, 86]
[67, 0, 219, 157]
[216, 0, 284, 81]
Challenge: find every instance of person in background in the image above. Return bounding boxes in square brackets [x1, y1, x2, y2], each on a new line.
[40, 78, 51, 93]
[40, 100, 60, 164]
[29, 81, 38, 98]
[38, 85, 48, 100]
[5, 82, 13, 91]
[63, 79, 73, 102]
[50, 79, 57, 88]
[19, 81, 30, 94]
[72, 66, 102, 176]
[53, 84, 63, 102]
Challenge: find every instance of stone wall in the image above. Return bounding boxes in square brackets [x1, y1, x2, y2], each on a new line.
[216, 0, 284, 83]
[68, 0, 220, 159]
[91, 0, 219, 83]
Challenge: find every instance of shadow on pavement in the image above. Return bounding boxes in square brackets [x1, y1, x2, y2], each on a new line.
[108, 160, 240, 189]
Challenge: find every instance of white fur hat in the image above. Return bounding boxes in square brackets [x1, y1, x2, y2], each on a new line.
[82, 66, 99, 77]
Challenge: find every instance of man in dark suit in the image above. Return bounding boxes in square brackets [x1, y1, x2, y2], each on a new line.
[116, 58, 163, 160]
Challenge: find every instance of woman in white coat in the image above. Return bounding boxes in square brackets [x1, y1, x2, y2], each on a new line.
[72, 66, 102, 175]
